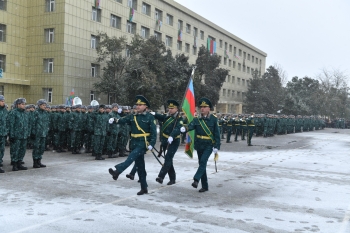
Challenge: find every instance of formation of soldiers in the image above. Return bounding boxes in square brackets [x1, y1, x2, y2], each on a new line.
[217, 114, 327, 146]
[0, 96, 135, 173]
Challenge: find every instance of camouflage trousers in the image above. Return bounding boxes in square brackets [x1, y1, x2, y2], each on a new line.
[10, 139, 27, 162]
[93, 135, 105, 155]
[32, 136, 46, 159]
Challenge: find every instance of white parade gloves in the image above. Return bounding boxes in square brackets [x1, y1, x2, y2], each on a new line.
[117, 108, 122, 113]
[212, 148, 218, 154]
[180, 127, 186, 133]
[168, 136, 173, 144]
[150, 112, 155, 115]
[147, 145, 153, 151]
[108, 118, 115, 124]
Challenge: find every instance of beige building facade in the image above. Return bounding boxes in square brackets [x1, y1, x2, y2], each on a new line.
[0, 0, 266, 111]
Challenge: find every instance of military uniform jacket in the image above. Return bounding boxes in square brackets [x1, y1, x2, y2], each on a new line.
[32, 108, 50, 137]
[9, 108, 29, 139]
[69, 111, 82, 132]
[117, 111, 157, 149]
[0, 106, 8, 136]
[93, 112, 108, 136]
[108, 111, 121, 135]
[154, 112, 182, 144]
[187, 114, 221, 150]
[57, 112, 67, 132]
[246, 117, 255, 127]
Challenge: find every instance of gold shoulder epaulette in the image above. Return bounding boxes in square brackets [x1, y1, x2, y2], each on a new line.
[212, 114, 217, 118]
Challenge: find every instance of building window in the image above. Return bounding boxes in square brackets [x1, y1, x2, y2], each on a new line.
[92, 7, 101, 22]
[0, 86, 4, 95]
[252, 55, 255, 63]
[185, 43, 190, 53]
[155, 8, 162, 21]
[219, 40, 222, 48]
[111, 14, 121, 29]
[43, 88, 53, 103]
[238, 49, 242, 56]
[238, 63, 241, 71]
[232, 76, 235, 83]
[177, 41, 182, 51]
[200, 30, 204, 40]
[256, 57, 258, 64]
[248, 54, 250, 60]
[192, 46, 197, 55]
[178, 20, 183, 31]
[140, 26, 150, 39]
[227, 75, 231, 82]
[165, 36, 172, 47]
[43, 58, 54, 73]
[234, 47, 237, 55]
[154, 31, 162, 41]
[90, 91, 95, 101]
[45, 0, 55, 12]
[224, 57, 227, 65]
[219, 56, 222, 64]
[251, 68, 254, 74]
[186, 24, 191, 34]
[225, 42, 227, 50]
[233, 61, 236, 69]
[247, 66, 250, 74]
[116, 0, 122, 3]
[44, 28, 54, 43]
[237, 91, 241, 99]
[237, 78, 241, 85]
[193, 27, 198, 37]
[243, 65, 246, 72]
[0, 0, 7, 11]
[242, 92, 245, 100]
[127, 0, 137, 10]
[126, 21, 136, 34]
[142, 2, 150, 16]
[243, 52, 246, 60]
[227, 90, 231, 97]
[229, 44, 232, 52]
[223, 89, 226, 97]
[125, 48, 131, 57]
[247, 80, 250, 86]
[0, 24, 6, 42]
[0, 54, 6, 72]
[91, 35, 99, 49]
[91, 64, 100, 77]
[242, 79, 245, 86]
[232, 90, 235, 98]
[229, 59, 232, 67]
[166, 14, 173, 26]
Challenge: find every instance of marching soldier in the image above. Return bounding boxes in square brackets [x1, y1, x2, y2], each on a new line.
[31, 99, 50, 168]
[226, 115, 233, 143]
[107, 103, 122, 158]
[0, 95, 7, 173]
[182, 97, 220, 192]
[108, 95, 157, 195]
[233, 115, 241, 141]
[152, 99, 183, 185]
[9, 98, 30, 171]
[93, 105, 108, 160]
[246, 113, 255, 146]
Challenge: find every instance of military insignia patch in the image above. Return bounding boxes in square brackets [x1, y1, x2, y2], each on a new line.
[154, 120, 156, 125]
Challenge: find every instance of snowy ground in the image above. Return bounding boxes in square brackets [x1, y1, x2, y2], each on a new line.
[0, 128, 350, 233]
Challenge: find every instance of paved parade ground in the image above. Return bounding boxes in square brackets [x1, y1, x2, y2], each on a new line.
[1, 128, 350, 233]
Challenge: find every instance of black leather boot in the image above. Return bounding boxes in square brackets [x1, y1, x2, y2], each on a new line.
[192, 180, 198, 188]
[33, 159, 40, 168]
[12, 162, 18, 171]
[156, 177, 163, 184]
[17, 161, 28, 170]
[126, 174, 134, 180]
[0, 167, 4, 173]
[108, 168, 120, 180]
[38, 159, 46, 167]
[167, 180, 176, 185]
[137, 189, 148, 195]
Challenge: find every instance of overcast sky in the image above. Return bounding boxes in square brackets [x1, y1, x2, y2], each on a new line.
[175, 0, 350, 81]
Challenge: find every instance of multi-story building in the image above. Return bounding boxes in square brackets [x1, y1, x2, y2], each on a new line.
[0, 0, 266, 112]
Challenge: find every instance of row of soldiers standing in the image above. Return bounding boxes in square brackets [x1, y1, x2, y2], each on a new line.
[0, 95, 133, 173]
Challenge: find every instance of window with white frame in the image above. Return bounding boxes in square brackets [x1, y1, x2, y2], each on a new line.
[0, 24, 6, 42]
[43, 88, 53, 103]
[185, 43, 190, 53]
[91, 35, 99, 49]
[165, 36, 172, 47]
[177, 41, 182, 51]
[111, 14, 121, 29]
[166, 14, 173, 26]
[45, 0, 55, 12]
[127, 21, 136, 34]
[43, 58, 54, 73]
[193, 27, 198, 37]
[141, 26, 150, 39]
[91, 64, 100, 77]
[154, 31, 161, 41]
[92, 7, 101, 22]
[0, 0, 7, 11]
[44, 28, 54, 43]
[155, 8, 162, 21]
[142, 2, 150, 16]
[127, 0, 137, 10]
[90, 91, 95, 101]
[0, 54, 6, 72]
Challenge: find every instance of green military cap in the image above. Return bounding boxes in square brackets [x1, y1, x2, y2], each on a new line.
[198, 97, 212, 109]
[135, 95, 150, 108]
[99, 104, 105, 109]
[167, 99, 180, 109]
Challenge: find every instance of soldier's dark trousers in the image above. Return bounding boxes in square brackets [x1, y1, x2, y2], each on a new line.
[158, 140, 179, 181]
[33, 137, 46, 159]
[241, 127, 247, 140]
[234, 126, 240, 141]
[85, 132, 93, 151]
[58, 131, 66, 149]
[107, 133, 118, 153]
[115, 147, 147, 190]
[226, 128, 232, 142]
[11, 139, 27, 162]
[247, 127, 254, 145]
[194, 146, 212, 190]
[71, 130, 82, 151]
[129, 163, 137, 176]
[0, 136, 6, 164]
[93, 135, 105, 155]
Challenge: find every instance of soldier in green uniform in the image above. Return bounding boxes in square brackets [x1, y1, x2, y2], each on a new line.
[9, 98, 29, 171]
[183, 97, 221, 193]
[246, 113, 255, 146]
[241, 115, 247, 140]
[107, 103, 122, 158]
[32, 99, 50, 168]
[69, 105, 83, 154]
[93, 104, 108, 160]
[0, 95, 7, 173]
[226, 115, 233, 143]
[85, 105, 95, 154]
[152, 99, 183, 185]
[233, 115, 241, 141]
[116, 106, 129, 157]
[108, 95, 157, 195]
[56, 105, 67, 153]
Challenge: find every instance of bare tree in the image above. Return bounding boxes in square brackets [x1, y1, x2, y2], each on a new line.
[274, 63, 289, 86]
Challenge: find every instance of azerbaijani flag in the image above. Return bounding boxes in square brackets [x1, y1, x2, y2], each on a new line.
[182, 71, 196, 158]
[69, 88, 75, 106]
[129, 8, 134, 22]
[207, 38, 216, 55]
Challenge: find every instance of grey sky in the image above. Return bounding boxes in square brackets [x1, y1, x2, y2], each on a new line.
[175, 0, 350, 81]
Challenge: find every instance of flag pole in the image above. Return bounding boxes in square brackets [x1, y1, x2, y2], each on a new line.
[181, 66, 197, 107]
